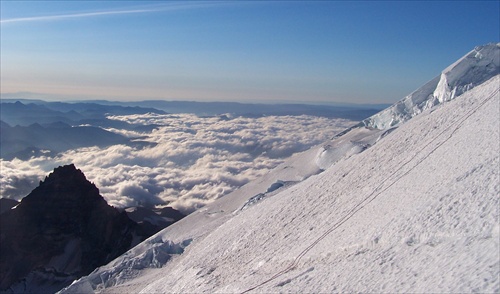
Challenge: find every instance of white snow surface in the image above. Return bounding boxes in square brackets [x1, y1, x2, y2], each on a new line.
[61, 62, 500, 293]
[63, 75, 500, 294]
[363, 43, 499, 130]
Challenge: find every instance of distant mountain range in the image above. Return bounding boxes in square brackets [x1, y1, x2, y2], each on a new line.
[0, 101, 166, 127]
[59, 100, 387, 120]
[0, 101, 164, 160]
[1, 99, 386, 123]
[0, 98, 383, 161]
[0, 121, 129, 160]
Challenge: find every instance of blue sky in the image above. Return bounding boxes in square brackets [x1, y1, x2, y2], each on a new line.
[1, 1, 498, 104]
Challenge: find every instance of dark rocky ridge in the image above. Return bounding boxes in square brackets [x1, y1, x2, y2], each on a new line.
[0, 164, 182, 293]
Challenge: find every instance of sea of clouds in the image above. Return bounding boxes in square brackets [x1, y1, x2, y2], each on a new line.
[0, 113, 353, 213]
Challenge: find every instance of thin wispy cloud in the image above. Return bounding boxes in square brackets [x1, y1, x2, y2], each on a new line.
[0, 2, 231, 24]
[1, 9, 154, 24]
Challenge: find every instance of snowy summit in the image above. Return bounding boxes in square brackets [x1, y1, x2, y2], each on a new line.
[363, 43, 500, 129]
[61, 44, 499, 293]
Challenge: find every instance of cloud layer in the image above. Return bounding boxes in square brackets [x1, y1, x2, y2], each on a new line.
[0, 114, 353, 213]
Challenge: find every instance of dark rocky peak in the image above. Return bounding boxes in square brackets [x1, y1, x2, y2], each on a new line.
[0, 164, 183, 293]
[40, 164, 88, 186]
[20, 164, 105, 215]
[0, 165, 136, 292]
[38, 164, 92, 190]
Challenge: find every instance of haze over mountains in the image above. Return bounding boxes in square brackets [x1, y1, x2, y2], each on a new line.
[0, 99, 383, 161]
[1, 99, 386, 121]
[57, 43, 499, 293]
[0, 101, 167, 160]
[1, 101, 363, 213]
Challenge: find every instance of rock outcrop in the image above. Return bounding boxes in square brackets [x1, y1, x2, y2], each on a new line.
[0, 164, 181, 293]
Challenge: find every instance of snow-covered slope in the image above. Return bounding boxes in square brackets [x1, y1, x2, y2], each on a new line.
[61, 47, 500, 293]
[363, 43, 499, 129]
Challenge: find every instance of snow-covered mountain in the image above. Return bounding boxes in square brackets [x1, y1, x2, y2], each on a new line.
[363, 43, 499, 130]
[61, 44, 499, 293]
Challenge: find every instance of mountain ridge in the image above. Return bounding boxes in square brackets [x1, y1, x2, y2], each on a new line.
[0, 164, 183, 293]
[363, 42, 499, 130]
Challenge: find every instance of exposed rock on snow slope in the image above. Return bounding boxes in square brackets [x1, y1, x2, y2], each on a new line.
[62, 46, 500, 293]
[363, 43, 499, 129]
